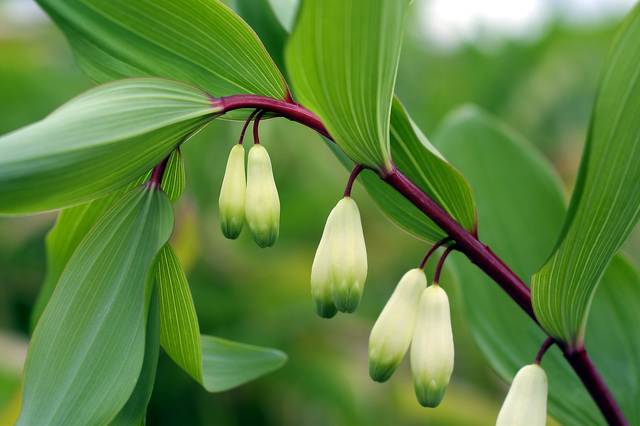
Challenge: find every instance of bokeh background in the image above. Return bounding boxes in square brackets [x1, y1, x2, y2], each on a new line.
[0, 0, 637, 424]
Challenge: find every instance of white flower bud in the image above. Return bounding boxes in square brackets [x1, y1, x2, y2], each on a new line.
[496, 364, 548, 426]
[310, 214, 338, 319]
[410, 284, 454, 407]
[329, 197, 367, 313]
[245, 144, 280, 248]
[369, 268, 426, 382]
[218, 144, 246, 239]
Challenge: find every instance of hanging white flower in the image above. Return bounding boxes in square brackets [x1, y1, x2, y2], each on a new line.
[245, 144, 280, 248]
[218, 144, 246, 239]
[369, 268, 426, 382]
[496, 363, 548, 426]
[410, 284, 454, 407]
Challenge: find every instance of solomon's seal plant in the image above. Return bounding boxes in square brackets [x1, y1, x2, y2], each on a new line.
[1, 0, 638, 424]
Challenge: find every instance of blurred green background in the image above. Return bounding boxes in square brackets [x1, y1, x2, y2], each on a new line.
[0, 0, 637, 424]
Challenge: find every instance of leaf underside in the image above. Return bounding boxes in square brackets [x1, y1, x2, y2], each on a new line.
[285, 0, 410, 172]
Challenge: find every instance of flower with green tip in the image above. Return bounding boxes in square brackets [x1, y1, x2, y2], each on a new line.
[218, 144, 246, 239]
[328, 196, 367, 313]
[369, 268, 426, 382]
[496, 363, 548, 426]
[245, 144, 280, 248]
[310, 213, 338, 319]
[410, 284, 454, 408]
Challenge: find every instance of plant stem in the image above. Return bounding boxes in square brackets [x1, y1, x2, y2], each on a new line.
[344, 165, 364, 197]
[148, 155, 170, 188]
[535, 337, 555, 364]
[432, 244, 456, 285]
[418, 236, 453, 270]
[566, 348, 629, 426]
[212, 93, 628, 425]
[383, 167, 536, 320]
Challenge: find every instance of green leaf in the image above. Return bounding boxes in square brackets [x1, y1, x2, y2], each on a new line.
[36, 0, 290, 119]
[532, 4, 640, 346]
[361, 97, 476, 242]
[285, 0, 410, 173]
[201, 335, 288, 392]
[31, 174, 151, 331]
[156, 244, 203, 382]
[108, 285, 160, 426]
[234, 0, 290, 75]
[587, 254, 640, 426]
[162, 149, 186, 204]
[435, 105, 639, 425]
[32, 148, 182, 331]
[156, 244, 288, 392]
[0, 78, 218, 215]
[18, 185, 174, 425]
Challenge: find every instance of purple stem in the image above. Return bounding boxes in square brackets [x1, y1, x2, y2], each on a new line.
[432, 244, 456, 285]
[148, 155, 170, 188]
[535, 337, 555, 365]
[252, 110, 267, 145]
[418, 236, 453, 270]
[207, 93, 627, 425]
[343, 165, 364, 197]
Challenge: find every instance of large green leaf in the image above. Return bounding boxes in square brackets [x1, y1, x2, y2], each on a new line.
[156, 244, 288, 392]
[532, 4, 640, 346]
[361, 97, 476, 242]
[108, 286, 160, 426]
[0, 78, 217, 215]
[31, 174, 149, 330]
[18, 185, 174, 425]
[162, 149, 187, 204]
[200, 335, 288, 392]
[234, 0, 290, 75]
[31, 148, 185, 331]
[285, 0, 410, 173]
[435, 106, 639, 425]
[37, 0, 289, 119]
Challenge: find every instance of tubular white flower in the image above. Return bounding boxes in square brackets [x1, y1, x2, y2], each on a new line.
[310, 212, 338, 319]
[369, 268, 426, 382]
[245, 144, 280, 248]
[410, 284, 454, 407]
[496, 364, 548, 426]
[329, 197, 367, 313]
[218, 144, 246, 239]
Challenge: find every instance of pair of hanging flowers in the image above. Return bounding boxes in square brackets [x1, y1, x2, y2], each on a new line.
[218, 112, 280, 248]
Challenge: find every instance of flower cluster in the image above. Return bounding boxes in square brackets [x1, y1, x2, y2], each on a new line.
[368, 268, 455, 407]
[219, 143, 280, 248]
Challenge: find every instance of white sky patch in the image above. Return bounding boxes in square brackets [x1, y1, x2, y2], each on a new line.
[420, 0, 638, 50]
[1, 0, 49, 26]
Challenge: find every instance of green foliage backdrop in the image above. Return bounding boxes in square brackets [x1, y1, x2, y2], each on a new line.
[1, 1, 639, 424]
